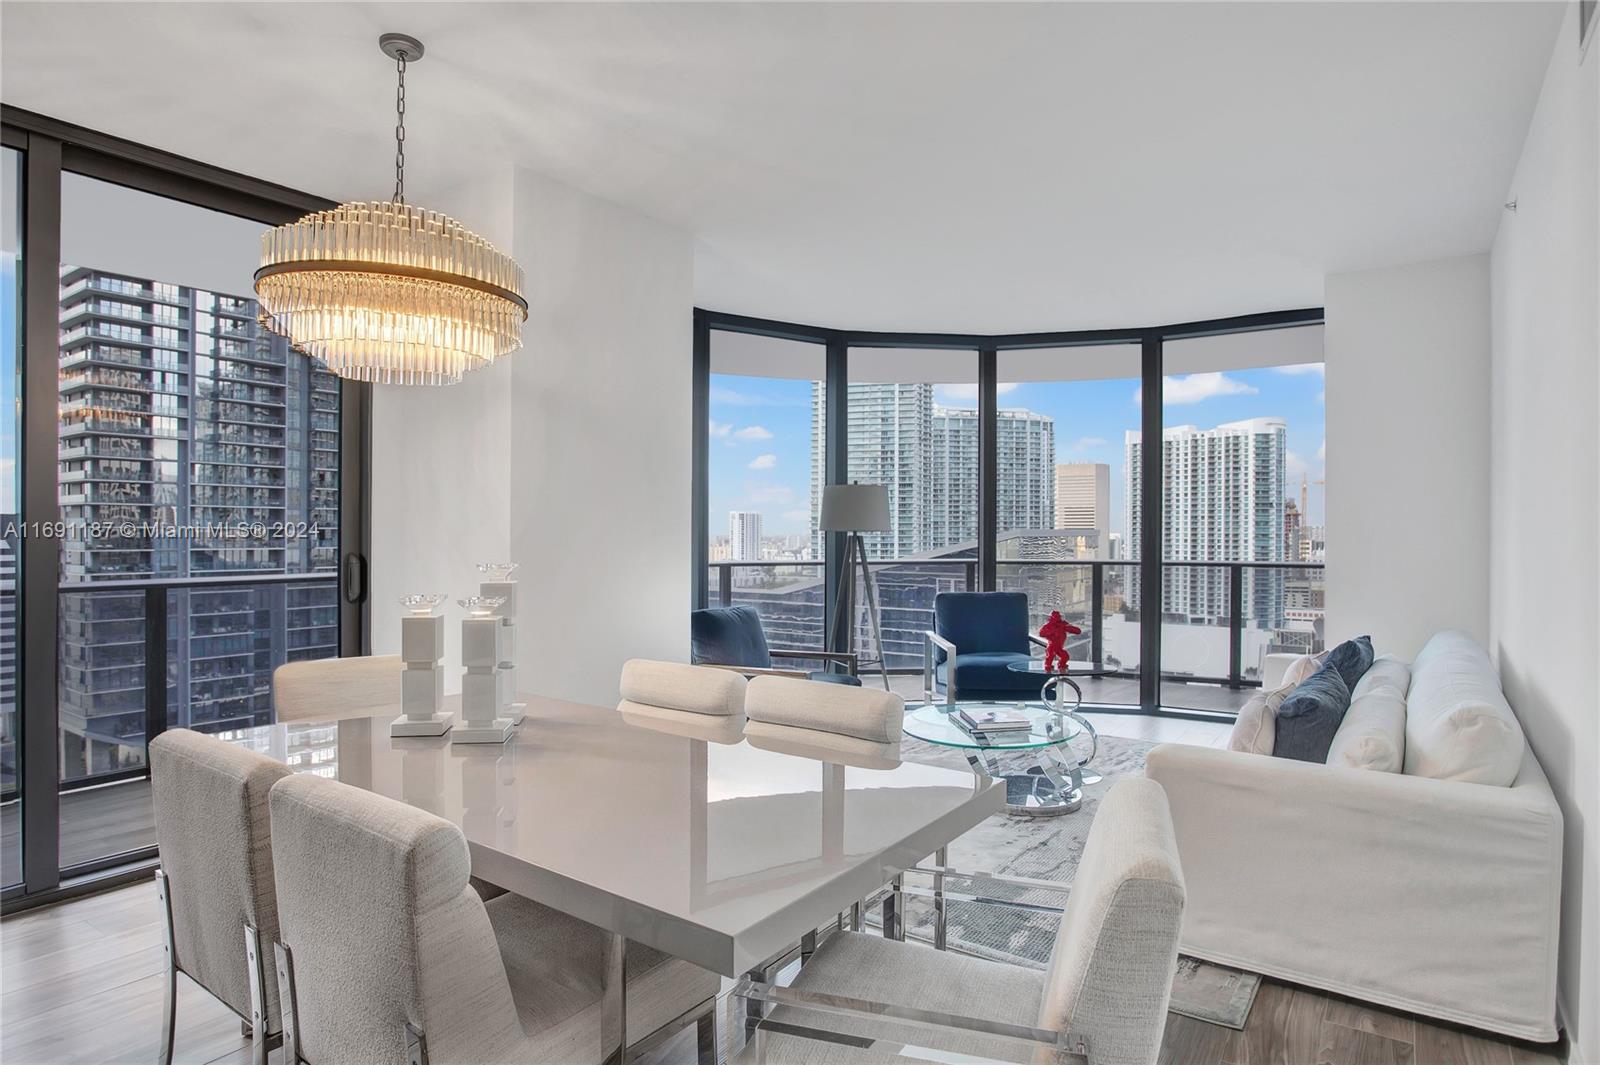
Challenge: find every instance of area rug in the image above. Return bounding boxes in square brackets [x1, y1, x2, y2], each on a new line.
[868, 733, 1261, 1030]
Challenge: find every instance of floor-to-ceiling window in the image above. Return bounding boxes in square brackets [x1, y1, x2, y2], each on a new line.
[706, 330, 827, 651]
[994, 344, 1142, 707]
[2, 113, 366, 906]
[1157, 326, 1326, 711]
[2, 145, 23, 890]
[846, 347, 979, 670]
[694, 312, 1323, 718]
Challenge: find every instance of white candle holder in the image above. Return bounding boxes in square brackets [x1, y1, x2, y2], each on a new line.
[478, 562, 526, 724]
[391, 595, 453, 737]
[453, 596, 513, 744]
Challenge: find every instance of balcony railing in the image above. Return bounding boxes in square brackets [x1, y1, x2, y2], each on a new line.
[710, 557, 1325, 691]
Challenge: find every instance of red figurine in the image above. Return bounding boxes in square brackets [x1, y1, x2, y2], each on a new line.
[1038, 610, 1082, 672]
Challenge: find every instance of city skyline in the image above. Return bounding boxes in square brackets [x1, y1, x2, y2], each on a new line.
[708, 361, 1327, 542]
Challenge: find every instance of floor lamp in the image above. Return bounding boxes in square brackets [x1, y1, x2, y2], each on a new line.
[821, 484, 892, 691]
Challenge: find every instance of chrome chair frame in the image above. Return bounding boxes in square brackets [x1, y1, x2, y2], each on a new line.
[924, 630, 1048, 704]
[739, 860, 1085, 1063]
[155, 867, 280, 1065]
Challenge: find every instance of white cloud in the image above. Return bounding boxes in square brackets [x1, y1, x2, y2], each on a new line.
[1286, 450, 1309, 479]
[1272, 363, 1325, 376]
[733, 425, 773, 442]
[1069, 436, 1108, 452]
[781, 509, 811, 523]
[709, 420, 732, 440]
[747, 454, 777, 470]
[935, 382, 1018, 403]
[1317, 439, 1326, 462]
[748, 483, 795, 504]
[1135, 372, 1260, 406]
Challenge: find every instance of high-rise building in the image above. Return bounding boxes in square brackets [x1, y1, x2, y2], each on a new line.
[55, 266, 340, 779]
[1283, 499, 1303, 562]
[810, 385, 1055, 559]
[1054, 462, 1110, 552]
[728, 510, 763, 561]
[1125, 417, 1287, 626]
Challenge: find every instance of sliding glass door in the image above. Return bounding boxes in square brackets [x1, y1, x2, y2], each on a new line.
[2, 112, 367, 906]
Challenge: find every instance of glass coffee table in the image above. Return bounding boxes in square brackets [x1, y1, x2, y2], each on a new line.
[903, 702, 1098, 816]
[1006, 658, 1112, 785]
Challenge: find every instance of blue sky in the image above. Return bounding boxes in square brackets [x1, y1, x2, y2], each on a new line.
[709, 364, 1327, 538]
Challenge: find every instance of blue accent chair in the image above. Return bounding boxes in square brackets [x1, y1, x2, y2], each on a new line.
[925, 592, 1044, 703]
[691, 606, 861, 686]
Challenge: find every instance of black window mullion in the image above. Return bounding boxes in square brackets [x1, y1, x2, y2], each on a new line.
[19, 131, 63, 897]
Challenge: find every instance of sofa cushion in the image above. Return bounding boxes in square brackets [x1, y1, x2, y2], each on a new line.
[1326, 684, 1406, 773]
[1404, 630, 1526, 786]
[1227, 682, 1294, 756]
[1272, 663, 1351, 763]
[1324, 635, 1375, 692]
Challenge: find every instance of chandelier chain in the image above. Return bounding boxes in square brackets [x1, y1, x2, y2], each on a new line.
[393, 51, 408, 203]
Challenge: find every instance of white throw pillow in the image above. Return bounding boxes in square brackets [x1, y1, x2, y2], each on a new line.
[1353, 654, 1411, 699]
[1227, 682, 1294, 756]
[1327, 684, 1406, 772]
[1404, 631, 1526, 786]
[1281, 650, 1330, 689]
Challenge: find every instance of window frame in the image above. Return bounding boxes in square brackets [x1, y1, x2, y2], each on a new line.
[1, 106, 372, 909]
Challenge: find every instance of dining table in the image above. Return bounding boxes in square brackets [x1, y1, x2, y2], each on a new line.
[215, 692, 1005, 1065]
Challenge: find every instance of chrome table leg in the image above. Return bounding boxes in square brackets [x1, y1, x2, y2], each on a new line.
[881, 874, 904, 941]
[155, 869, 177, 1065]
[933, 846, 948, 951]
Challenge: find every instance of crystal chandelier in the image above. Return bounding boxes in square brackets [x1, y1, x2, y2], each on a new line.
[254, 34, 527, 386]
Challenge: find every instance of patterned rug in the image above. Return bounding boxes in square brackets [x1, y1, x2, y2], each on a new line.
[875, 733, 1260, 1029]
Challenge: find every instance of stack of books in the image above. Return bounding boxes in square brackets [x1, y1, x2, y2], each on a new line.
[956, 706, 1033, 735]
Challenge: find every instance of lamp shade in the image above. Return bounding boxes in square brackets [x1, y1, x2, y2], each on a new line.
[820, 484, 891, 532]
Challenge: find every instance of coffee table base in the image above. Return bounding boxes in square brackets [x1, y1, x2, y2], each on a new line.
[966, 748, 1084, 817]
[1038, 677, 1103, 786]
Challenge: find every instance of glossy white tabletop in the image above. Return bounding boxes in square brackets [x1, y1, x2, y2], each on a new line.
[219, 695, 1003, 976]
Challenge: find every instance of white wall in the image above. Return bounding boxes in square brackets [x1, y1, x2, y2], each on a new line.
[1323, 254, 1491, 657]
[507, 170, 693, 705]
[370, 167, 692, 704]
[1490, 6, 1599, 1060]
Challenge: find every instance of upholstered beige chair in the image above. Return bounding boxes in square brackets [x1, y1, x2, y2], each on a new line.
[271, 654, 402, 722]
[149, 728, 292, 1065]
[268, 772, 720, 1065]
[736, 777, 1186, 1065]
[743, 673, 904, 768]
[617, 658, 748, 743]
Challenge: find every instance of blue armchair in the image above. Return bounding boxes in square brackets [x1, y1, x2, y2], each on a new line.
[690, 606, 861, 686]
[924, 592, 1045, 703]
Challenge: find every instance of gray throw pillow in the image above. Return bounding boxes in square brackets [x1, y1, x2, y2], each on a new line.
[1324, 635, 1375, 693]
[1273, 662, 1352, 763]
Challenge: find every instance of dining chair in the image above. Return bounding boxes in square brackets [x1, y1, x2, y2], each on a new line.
[149, 728, 292, 1065]
[691, 605, 861, 684]
[743, 674, 904, 767]
[734, 777, 1186, 1065]
[618, 657, 748, 743]
[271, 654, 403, 722]
[267, 772, 720, 1065]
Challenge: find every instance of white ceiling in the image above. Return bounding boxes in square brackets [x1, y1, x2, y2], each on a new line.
[2, 2, 1563, 333]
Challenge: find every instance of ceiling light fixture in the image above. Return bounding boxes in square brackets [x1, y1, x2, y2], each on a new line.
[254, 33, 527, 386]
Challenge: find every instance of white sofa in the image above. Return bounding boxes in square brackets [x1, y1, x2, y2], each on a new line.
[1146, 630, 1563, 1043]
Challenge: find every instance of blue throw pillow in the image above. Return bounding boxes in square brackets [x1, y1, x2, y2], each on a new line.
[1324, 635, 1374, 692]
[1273, 662, 1352, 763]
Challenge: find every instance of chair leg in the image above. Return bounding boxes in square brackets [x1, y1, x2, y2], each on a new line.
[155, 869, 177, 1065]
[404, 1022, 430, 1065]
[273, 942, 302, 1065]
[243, 925, 269, 1065]
[694, 1001, 717, 1065]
